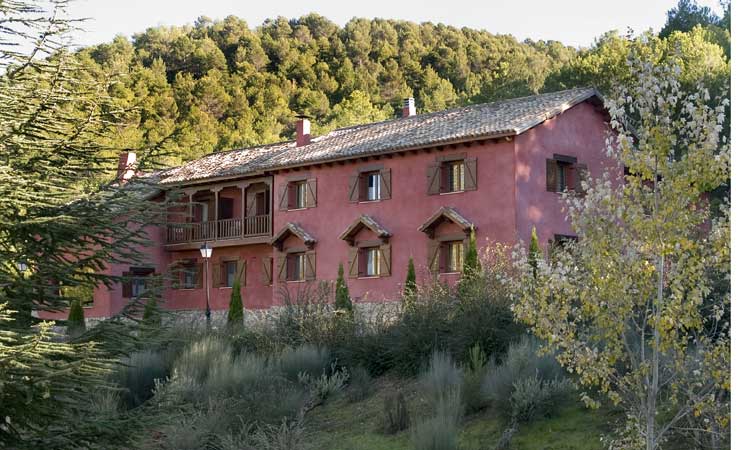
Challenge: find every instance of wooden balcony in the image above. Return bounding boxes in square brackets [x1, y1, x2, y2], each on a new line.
[166, 214, 272, 247]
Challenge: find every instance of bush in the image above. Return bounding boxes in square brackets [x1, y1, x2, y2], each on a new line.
[66, 298, 86, 337]
[274, 344, 330, 382]
[481, 336, 570, 420]
[412, 408, 459, 450]
[300, 363, 348, 404]
[346, 366, 373, 402]
[510, 376, 574, 423]
[421, 351, 463, 407]
[114, 349, 169, 408]
[250, 417, 306, 450]
[461, 344, 488, 414]
[335, 263, 352, 313]
[173, 335, 232, 384]
[203, 352, 271, 399]
[382, 390, 410, 434]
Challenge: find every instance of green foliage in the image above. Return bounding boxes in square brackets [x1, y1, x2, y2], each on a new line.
[527, 226, 540, 278]
[173, 335, 232, 384]
[402, 257, 417, 308]
[227, 279, 244, 329]
[412, 386, 462, 450]
[461, 344, 488, 414]
[113, 349, 169, 408]
[334, 264, 352, 313]
[274, 344, 331, 382]
[382, 390, 410, 434]
[659, 0, 721, 38]
[421, 351, 463, 408]
[510, 377, 574, 424]
[141, 296, 161, 331]
[347, 366, 373, 403]
[462, 229, 481, 277]
[66, 298, 86, 337]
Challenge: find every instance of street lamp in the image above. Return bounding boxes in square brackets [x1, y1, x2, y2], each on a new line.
[199, 242, 213, 329]
[16, 261, 28, 273]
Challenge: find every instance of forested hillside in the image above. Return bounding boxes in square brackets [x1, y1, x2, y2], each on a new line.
[77, 3, 730, 165]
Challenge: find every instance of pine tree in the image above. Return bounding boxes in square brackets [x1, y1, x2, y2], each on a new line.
[227, 279, 244, 329]
[66, 299, 86, 338]
[141, 296, 161, 329]
[528, 226, 541, 278]
[335, 263, 352, 313]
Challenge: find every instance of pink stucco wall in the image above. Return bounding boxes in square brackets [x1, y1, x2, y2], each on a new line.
[513, 102, 613, 246]
[42, 100, 615, 319]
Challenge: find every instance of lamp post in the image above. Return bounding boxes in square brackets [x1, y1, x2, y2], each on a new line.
[200, 242, 212, 329]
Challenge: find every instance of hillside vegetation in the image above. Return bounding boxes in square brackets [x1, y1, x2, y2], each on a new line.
[76, 7, 729, 165]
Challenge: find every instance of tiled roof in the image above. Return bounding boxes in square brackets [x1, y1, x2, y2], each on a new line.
[418, 206, 475, 235]
[338, 215, 393, 241]
[270, 222, 317, 247]
[159, 87, 600, 185]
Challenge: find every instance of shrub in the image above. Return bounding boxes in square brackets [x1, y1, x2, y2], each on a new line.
[421, 351, 463, 408]
[510, 376, 574, 423]
[403, 256, 417, 306]
[334, 264, 352, 313]
[114, 349, 169, 408]
[482, 336, 569, 420]
[250, 417, 306, 450]
[203, 352, 271, 399]
[66, 298, 86, 337]
[461, 344, 488, 414]
[411, 409, 459, 450]
[274, 344, 330, 382]
[382, 390, 410, 434]
[173, 335, 232, 384]
[300, 364, 348, 405]
[141, 296, 161, 331]
[346, 366, 373, 402]
[227, 279, 244, 330]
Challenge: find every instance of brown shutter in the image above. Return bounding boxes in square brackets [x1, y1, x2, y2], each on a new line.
[546, 159, 558, 192]
[358, 248, 367, 277]
[439, 242, 448, 273]
[122, 271, 132, 298]
[426, 162, 441, 195]
[349, 174, 359, 203]
[245, 190, 257, 217]
[261, 257, 273, 285]
[195, 261, 204, 289]
[237, 259, 246, 285]
[287, 183, 297, 210]
[427, 240, 440, 274]
[279, 183, 289, 211]
[277, 254, 287, 282]
[574, 163, 588, 194]
[305, 251, 316, 280]
[380, 168, 392, 200]
[380, 244, 391, 277]
[213, 261, 222, 288]
[348, 247, 359, 278]
[306, 178, 317, 208]
[464, 157, 477, 191]
[439, 163, 450, 193]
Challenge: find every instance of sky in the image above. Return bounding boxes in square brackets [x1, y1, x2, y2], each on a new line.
[68, 0, 724, 49]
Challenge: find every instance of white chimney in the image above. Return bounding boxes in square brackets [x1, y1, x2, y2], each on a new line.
[296, 117, 311, 147]
[117, 151, 137, 183]
[402, 97, 416, 117]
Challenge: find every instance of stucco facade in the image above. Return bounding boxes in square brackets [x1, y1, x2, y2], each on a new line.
[39, 89, 616, 320]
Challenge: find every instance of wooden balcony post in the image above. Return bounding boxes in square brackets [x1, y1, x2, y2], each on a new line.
[211, 187, 222, 240]
[240, 184, 247, 238]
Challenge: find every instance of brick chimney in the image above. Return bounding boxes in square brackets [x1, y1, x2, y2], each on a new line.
[402, 97, 416, 117]
[117, 151, 137, 183]
[296, 117, 311, 147]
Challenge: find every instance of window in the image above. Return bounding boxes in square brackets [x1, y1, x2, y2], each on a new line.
[294, 181, 307, 209]
[124, 267, 155, 298]
[194, 202, 209, 222]
[442, 160, 465, 193]
[282, 179, 316, 210]
[218, 197, 234, 220]
[365, 172, 381, 201]
[178, 260, 199, 289]
[224, 260, 238, 287]
[359, 247, 381, 277]
[546, 155, 586, 194]
[287, 252, 306, 281]
[444, 241, 464, 273]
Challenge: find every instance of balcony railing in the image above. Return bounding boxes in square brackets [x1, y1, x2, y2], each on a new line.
[166, 214, 271, 244]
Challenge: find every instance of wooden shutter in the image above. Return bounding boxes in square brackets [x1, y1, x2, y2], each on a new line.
[237, 259, 246, 285]
[464, 157, 477, 191]
[306, 178, 318, 208]
[427, 240, 440, 274]
[279, 183, 289, 211]
[121, 271, 132, 298]
[546, 159, 558, 192]
[426, 162, 441, 195]
[261, 257, 273, 285]
[277, 254, 287, 282]
[439, 242, 448, 273]
[358, 173, 367, 202]
[195, 261, 204, 289]
[245, 190, 257, 217]
[573, 163, 588, 194]
[287, 183, 297, 210]
[349, 174, 360, 203]
[358, 248, 368, 277]
[380, 168, 392, 200]
[213, 261, 222, 288]
[380, 244, 391, 277]
[305, 251, 316, 280]
[348, 247, 359, 278]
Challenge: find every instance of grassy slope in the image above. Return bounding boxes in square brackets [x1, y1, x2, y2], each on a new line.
[304, 376, 618, 450]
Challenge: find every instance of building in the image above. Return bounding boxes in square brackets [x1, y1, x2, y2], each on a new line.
[41, 87, 615, 320]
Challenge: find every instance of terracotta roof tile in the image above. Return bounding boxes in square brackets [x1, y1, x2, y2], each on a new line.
[159, 88, 599, 185]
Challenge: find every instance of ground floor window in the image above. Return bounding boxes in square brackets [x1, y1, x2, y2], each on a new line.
[287, 252, 306, 281]
[124, 267, 155, 298]
[441, 240, 464, 273]
[359, 247, 380, 277]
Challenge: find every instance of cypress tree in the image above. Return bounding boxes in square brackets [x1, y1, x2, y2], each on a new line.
[227, 279, 244, 329]
[528, 226, 541, 278]
[67, 299, 86, 337]
[335, 263, 352, 313]
[403, 257, 417, 299]
[462, 228, 481, 278]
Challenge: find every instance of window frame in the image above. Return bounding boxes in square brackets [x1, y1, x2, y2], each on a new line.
[443, 240, 465, 274]
[359, 246, 381, 278]
[223, 259, 238, 288]
[364, 171, 381, 202]
[178, 259, 199, 290]
[287, 252, 307, 282]
[125, 266, 155, 298]
[441, 160, 465, 194]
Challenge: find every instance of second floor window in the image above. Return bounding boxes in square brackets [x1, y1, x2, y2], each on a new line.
[546, 155, 587, 194]
[442, 160, 465, 193]
[294, 181, 307, 209]
[281, 178, 317, 210]
[365, 172, 381, 201]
